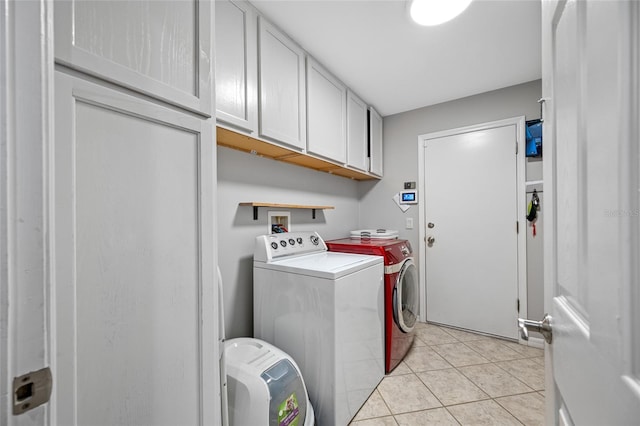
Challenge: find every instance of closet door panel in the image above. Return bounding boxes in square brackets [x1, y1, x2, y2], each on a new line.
[369, 107, 383, 177]
[215, 0, 257, 132]
[53, 72, 217, 425]
[258, 16, 306, 150]
[307, 57, 346, 163]
[55, 0, 212, 115]
[346, 90, 368, 171]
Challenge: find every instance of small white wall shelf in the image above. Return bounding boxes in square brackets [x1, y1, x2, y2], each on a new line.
[525, 180, 544, 193]
[239, 202, 335, 220]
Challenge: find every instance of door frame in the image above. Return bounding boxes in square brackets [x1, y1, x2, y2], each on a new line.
[417, 116, 528, 341]
[1, 0, 54, 422]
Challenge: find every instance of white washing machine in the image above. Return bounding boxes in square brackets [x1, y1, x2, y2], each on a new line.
[254, 231, 384, 426]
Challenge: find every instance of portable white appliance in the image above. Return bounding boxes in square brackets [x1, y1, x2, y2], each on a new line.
[225, 338, 315, 426]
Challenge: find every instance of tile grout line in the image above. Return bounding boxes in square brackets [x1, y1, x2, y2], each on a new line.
[492, 359, 542, 392]
[491, 394, 528, 426]
[352, 324, 544, 425]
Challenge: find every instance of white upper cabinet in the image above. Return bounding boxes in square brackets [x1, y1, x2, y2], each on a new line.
[346, 90, 368, 171]
[54, 0, 212, 116]
[212, 2, 383, 179]
[369, 107, 383, 177]
[306, 58, 347, 163]
[215, 0, 258, 133]
[258, 17, 306, 151]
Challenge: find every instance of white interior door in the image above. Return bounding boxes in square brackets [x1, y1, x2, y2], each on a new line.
[52, 72, 217, 425]
[423, 122, 521, 339]
[543, 0, 640, 424]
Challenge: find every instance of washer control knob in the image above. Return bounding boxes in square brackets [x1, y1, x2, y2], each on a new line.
[271, 242, 278, 250]
[310, 235, 319, 245]
[280, 240, 287, 247]
[296, 237, 303, 244]
[288, 238, 295, 245]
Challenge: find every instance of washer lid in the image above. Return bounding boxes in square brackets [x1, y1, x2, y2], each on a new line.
[255, 251, 382, 279]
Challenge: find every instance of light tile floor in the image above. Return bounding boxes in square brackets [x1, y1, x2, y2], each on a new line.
[350, 322, 545, 426]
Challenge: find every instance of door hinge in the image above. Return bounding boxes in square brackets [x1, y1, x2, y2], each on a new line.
[517, 299, 520, 313]
[516, 221, 519, 233]
[515, 140, 518, 155]
[13, 367, 52, 415]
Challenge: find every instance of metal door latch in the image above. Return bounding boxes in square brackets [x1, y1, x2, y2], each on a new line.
[13, 367, 52, 415]
[518, 314, 553, 344]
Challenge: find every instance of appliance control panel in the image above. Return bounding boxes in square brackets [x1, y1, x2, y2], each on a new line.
[254, 231, 328, 262]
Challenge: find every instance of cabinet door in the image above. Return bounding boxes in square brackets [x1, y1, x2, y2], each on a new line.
[307, 57, 347, 163]
[53, 72, 218, 426]
[54, 0, 212, 116]
[258, 17, 306, 151]
[346, 90, 368, 171]
[369, 107, 384, 176]
[215, 0, 257, 133]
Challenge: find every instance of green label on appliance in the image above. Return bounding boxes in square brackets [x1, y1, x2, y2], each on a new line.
[278, 392, 300, 426]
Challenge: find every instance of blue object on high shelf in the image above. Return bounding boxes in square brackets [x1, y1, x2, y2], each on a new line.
[526, 120, 543, 157]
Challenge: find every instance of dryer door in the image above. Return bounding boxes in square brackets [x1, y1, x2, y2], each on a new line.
[392, 259, 419, 332]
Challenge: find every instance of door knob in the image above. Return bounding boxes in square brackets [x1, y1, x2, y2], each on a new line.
[518, 314, 552, 344]
[427, 236, 435, 246]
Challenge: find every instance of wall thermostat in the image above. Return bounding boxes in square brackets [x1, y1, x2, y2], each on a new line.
[400, 190, 418, 204]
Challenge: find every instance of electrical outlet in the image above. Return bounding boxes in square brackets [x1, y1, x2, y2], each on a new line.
[405, 218, 414, 229]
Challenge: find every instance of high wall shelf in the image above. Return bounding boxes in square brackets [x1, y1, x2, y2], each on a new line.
[239, 202, 335, 220]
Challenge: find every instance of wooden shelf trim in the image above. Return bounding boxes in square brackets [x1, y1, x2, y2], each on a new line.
[217, 126, 378, 181]
[239, 202, 335, 220]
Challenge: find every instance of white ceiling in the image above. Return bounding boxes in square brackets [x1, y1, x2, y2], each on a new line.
[250, 0, 542, 117]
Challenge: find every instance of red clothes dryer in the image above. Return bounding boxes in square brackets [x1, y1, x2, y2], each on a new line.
[326, 237, 419, 373]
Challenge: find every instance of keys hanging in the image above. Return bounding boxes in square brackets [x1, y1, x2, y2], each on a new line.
[526, 189, 540, 237]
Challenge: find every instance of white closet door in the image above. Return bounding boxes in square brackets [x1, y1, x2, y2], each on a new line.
[215, 0, 257, 133]
[369, 107, 383, 177]
[306, 57, 346, 163]
[52, 72, 217, 426]
[346, 90, 368, 172]
[54, 0, 212, 115]
[258, 16, 306, 151]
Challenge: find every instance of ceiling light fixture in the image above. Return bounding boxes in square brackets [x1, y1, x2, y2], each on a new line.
[409, 0, 473, 26]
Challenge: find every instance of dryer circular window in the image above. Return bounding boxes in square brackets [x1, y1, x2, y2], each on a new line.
[393, 258, 419, 333]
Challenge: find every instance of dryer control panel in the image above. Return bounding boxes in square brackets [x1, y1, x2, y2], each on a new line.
[254, 231, 328, 263]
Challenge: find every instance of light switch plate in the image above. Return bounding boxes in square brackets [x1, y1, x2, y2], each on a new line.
[406, 218, 414, 229]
